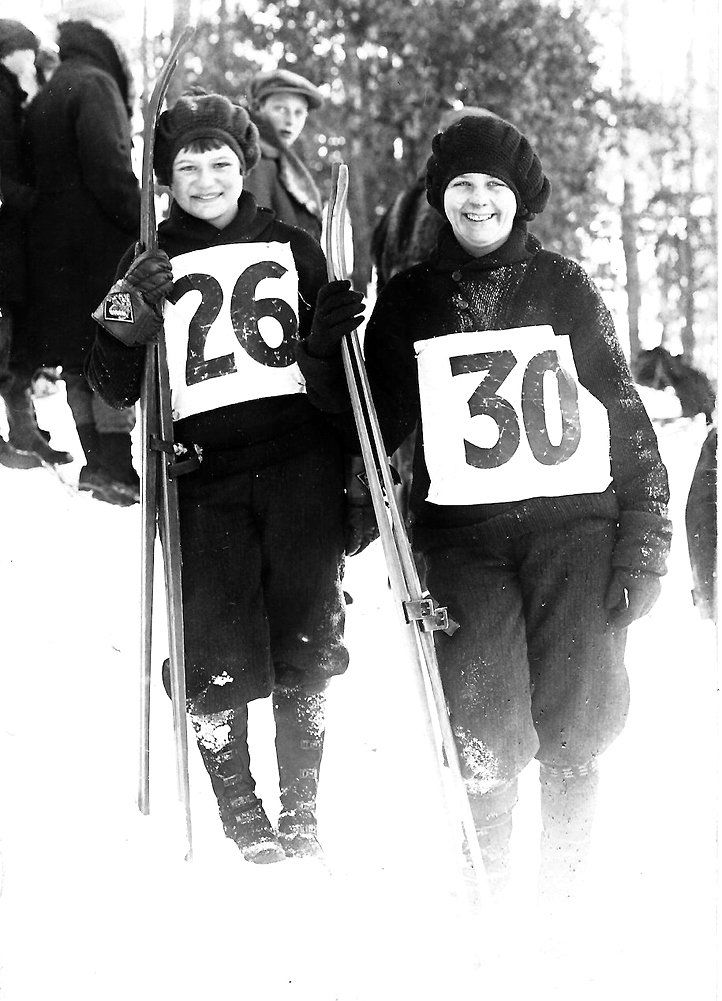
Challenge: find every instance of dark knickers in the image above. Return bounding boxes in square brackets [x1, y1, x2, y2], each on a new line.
[425, 518, 629, 785]
[177, 436, 348, 712]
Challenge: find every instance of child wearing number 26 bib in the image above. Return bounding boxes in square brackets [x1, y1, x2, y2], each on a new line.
[86, 92, 366, 865]
[314, 113, 672, 921]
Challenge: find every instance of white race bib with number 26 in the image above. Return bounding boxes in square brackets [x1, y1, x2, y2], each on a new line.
[415, 325, 612, 505]
[164, 242, 305, 420]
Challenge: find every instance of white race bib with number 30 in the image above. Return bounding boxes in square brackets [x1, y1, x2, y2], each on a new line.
[415, 325, 612, 505]
[164, 242, 305, 420]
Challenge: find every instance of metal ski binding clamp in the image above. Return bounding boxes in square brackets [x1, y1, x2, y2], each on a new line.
[403, 597, 450, 632]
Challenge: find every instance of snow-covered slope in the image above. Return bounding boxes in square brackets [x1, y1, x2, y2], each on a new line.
[0, 389, 717, 1000]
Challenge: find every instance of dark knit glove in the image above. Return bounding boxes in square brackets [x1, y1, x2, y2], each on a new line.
[345, 456, 379, 556]
[123, 249, 174, 305]
[92, 250, 173, 347]
[306, 280, 365, 359]
[605, 568, 662, 629]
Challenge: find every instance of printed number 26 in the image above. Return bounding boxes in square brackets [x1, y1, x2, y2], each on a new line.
[167, 260, 298, 387]
[450, 348, 582, 469]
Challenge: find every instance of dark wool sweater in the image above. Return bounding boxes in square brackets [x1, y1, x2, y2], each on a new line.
[86, 192, 345, 471]
[363, 222, 671, 576]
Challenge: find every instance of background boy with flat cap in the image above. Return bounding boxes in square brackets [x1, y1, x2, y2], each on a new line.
[244, 67, 324, 239]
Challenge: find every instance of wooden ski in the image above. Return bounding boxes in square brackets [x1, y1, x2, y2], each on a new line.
[137, 25, 195, 860]
[325, 162, 492, 911]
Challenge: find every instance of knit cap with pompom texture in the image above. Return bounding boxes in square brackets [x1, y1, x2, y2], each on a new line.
[154, 93, 261, 186]
[426, 114, 551, 221]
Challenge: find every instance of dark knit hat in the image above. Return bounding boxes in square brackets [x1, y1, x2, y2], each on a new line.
[251, 68, 324, 111]
[0, 19, 39, 60]
[155, 93, 261, 186]
[426, 115, 551, 221]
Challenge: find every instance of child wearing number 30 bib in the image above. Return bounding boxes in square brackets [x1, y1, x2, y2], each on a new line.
[318, 114, 672, 921]
[87, 93, 366, 864]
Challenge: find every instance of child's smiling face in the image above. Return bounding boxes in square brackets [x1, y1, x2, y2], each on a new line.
[443, 172, 518, 257]
[171, 143, 244, 229]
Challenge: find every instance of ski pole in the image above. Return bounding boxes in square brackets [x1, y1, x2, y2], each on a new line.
[137, 26, 195, 859]
[325, 163, 492, 911]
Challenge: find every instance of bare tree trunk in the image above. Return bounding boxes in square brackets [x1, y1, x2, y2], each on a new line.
[679, 5, 698, 363]
[166, 0, 194, 108]
[619, 0, 642, 365]
[621, 177, 642, 364]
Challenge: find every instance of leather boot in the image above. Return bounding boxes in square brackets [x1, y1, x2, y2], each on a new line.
[76, 425, 137, 506]
[0, 436, 43, 469]
[5, 383, 73, 465]
[273, 686, 327, 859]
[190, 704, 285, 864]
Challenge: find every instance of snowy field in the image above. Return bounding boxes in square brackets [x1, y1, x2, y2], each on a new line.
[0, 387, 718, 1000]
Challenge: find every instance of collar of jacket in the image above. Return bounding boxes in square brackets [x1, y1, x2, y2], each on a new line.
[159, 190, 276, 247]
[430, 220, 540, 275]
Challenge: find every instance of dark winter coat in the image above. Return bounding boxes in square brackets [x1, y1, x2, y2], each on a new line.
[362, 221, 672, 577]
[87, 191, 344, 470]
[0, 63, 35, 306]
[371, 172, 444, 291]
[21, 20, 140, 372]
[243, 113, 323, 241]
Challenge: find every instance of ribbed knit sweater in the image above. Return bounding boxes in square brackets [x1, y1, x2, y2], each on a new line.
[363, 222, 671, 576]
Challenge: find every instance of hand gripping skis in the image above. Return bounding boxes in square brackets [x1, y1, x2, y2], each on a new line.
[325, 164, 492, 914]
[137, 26, 195, 859]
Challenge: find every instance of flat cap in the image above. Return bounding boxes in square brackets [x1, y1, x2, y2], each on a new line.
[251, 69, 324, 111]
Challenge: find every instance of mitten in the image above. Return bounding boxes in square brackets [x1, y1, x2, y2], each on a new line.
[92, 249, 174, 346]
[306, 280, 365, 359]
[605, 568, 662, 629]
[344, 455, 379, 556]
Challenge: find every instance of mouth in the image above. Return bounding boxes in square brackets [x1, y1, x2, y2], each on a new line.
[464, 212, 495, 222]
[194, 193, 222, 202]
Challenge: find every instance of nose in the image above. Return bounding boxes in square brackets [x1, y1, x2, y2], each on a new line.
[195, 165, 215, 188]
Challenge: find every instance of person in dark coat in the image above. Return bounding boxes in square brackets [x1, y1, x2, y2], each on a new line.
[310, 114, 672, 921]
[0, 18, 71, 469]
[685, 425, 717, 622]
[22, 17, 141, 504]
[87, 94, 366, 863]
[243, 68, 324, 240]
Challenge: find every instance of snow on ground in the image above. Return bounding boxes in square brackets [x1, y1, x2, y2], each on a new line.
[0, 388, 718, 1000]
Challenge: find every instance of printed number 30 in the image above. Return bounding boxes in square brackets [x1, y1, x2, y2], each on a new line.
[450, 349, 582, 469]
[167, 261, 298, 387]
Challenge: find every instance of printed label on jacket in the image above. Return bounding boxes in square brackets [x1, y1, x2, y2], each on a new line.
[414, 325, 612, 505]
[164, 243, 305, 420]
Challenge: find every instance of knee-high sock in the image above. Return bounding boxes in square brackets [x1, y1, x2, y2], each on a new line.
[538, 759, 600, 902]
[273, 687, 326, 832]
[467, 777, 519, 894]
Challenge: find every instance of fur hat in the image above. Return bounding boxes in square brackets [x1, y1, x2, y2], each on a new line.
[155, 93, 261, 186]
[0, 19, 39, 60]
[426, 114, 551, 221]
[251, 68, 324, 111]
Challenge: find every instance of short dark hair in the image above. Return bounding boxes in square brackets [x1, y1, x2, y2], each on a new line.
[176, 136, 232, 156]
